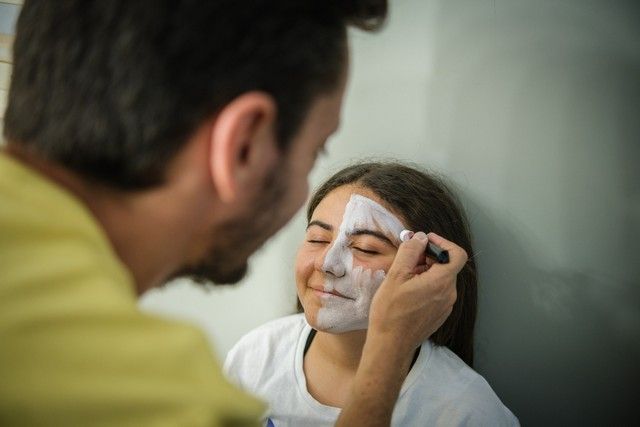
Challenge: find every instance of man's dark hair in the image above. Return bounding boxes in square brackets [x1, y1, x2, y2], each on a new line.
[301, 161, 478, 367]
[3, 0, 387, 190]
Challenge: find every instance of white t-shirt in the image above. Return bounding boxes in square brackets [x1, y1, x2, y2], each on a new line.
[224, 314, 519, 427]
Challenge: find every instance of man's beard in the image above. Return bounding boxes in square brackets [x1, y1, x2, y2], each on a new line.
[171, 163, 289, 286]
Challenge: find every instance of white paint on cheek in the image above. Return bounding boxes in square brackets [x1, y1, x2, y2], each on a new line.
[317, 267, 386, 333]
[316, 194, 405, 333]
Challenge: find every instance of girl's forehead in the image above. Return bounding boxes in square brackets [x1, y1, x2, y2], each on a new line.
[313, 186, 379, 216]
[311, 185, 406, 230]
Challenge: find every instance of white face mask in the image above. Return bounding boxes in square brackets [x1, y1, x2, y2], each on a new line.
[316, 194, 405, 333]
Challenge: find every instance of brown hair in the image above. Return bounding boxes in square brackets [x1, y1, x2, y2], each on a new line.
[302, 161, 477, 367]
[5, 0, 387, 190]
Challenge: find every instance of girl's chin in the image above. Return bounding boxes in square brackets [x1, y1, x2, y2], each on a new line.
[302, 310, 319, 328]
[303, 310, 338, 333]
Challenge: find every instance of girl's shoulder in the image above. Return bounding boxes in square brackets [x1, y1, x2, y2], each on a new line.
[401, 342, 519, 425]
[223, 313, 308, 389]
[234, 313, 307, 348]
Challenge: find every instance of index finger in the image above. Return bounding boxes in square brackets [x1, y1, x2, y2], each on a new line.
[386, 232, 429, 281]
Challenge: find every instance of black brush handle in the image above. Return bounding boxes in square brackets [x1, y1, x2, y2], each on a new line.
[426, 242, 449, 264]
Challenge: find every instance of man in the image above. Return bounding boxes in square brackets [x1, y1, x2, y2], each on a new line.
[0, 1, 466, 426]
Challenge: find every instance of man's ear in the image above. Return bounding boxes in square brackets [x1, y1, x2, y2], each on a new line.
[209, 92, 278, 203]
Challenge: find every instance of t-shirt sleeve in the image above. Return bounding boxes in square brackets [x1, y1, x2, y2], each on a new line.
[433, 377, 520, 427]
[1, 291, 265, 426]
[224, 340, 246, 388]
[223, 328, 265, 393]
[0, 155, 266, 426]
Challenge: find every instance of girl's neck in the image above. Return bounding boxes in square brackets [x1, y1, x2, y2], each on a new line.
[313, 329, 368, 372]
[302, 328, 367, 408]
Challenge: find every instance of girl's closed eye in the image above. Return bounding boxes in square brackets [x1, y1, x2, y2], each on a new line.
[353, 247, 379, 255]
[349, 242, 381, 255]
[307, 239, 330, 244]
[306, 231, 331, 244]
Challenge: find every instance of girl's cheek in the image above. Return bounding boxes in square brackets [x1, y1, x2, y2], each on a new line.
[353, 256, 393, 274]
[296, 247, 315, 268]
[376, 254, 396, 274]
[295, 253, 314, 288]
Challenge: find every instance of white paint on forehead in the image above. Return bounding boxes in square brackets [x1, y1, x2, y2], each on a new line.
[316, 193, 406, 333]
[321, 194, 404, 278]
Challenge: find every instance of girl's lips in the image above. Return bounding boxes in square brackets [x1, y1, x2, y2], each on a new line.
[310, 287, 354, 300]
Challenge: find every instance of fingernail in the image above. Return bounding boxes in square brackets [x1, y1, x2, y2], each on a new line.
[414, 231, 428, 242]
[399, 229, 414, 242]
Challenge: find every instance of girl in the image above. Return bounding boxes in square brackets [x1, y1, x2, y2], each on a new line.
[225, 162, 518, 426]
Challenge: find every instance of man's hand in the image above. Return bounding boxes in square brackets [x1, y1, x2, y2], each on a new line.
[336, 231, 467, 427]
[368, 231, 468, 355]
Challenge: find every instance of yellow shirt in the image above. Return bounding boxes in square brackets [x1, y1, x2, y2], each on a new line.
[0, 152, 264, 426]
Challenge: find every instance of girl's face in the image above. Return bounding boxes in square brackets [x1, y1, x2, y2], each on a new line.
[295, 184, 407, 333]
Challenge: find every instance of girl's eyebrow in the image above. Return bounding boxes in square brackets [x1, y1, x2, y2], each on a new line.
[306, 220, 332, 231]
[349, 228, 395, 246]
[306, 222, 397, 248]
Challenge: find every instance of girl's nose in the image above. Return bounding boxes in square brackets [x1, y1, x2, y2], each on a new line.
[318, 240, 347, 278]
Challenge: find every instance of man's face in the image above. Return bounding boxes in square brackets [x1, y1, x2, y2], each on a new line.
[178, 72, 347, 285]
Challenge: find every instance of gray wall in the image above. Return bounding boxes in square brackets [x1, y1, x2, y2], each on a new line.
[421, 1, 640, 425]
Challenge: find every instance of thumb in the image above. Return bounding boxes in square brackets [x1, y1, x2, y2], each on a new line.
[387, 232, 429, 281]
